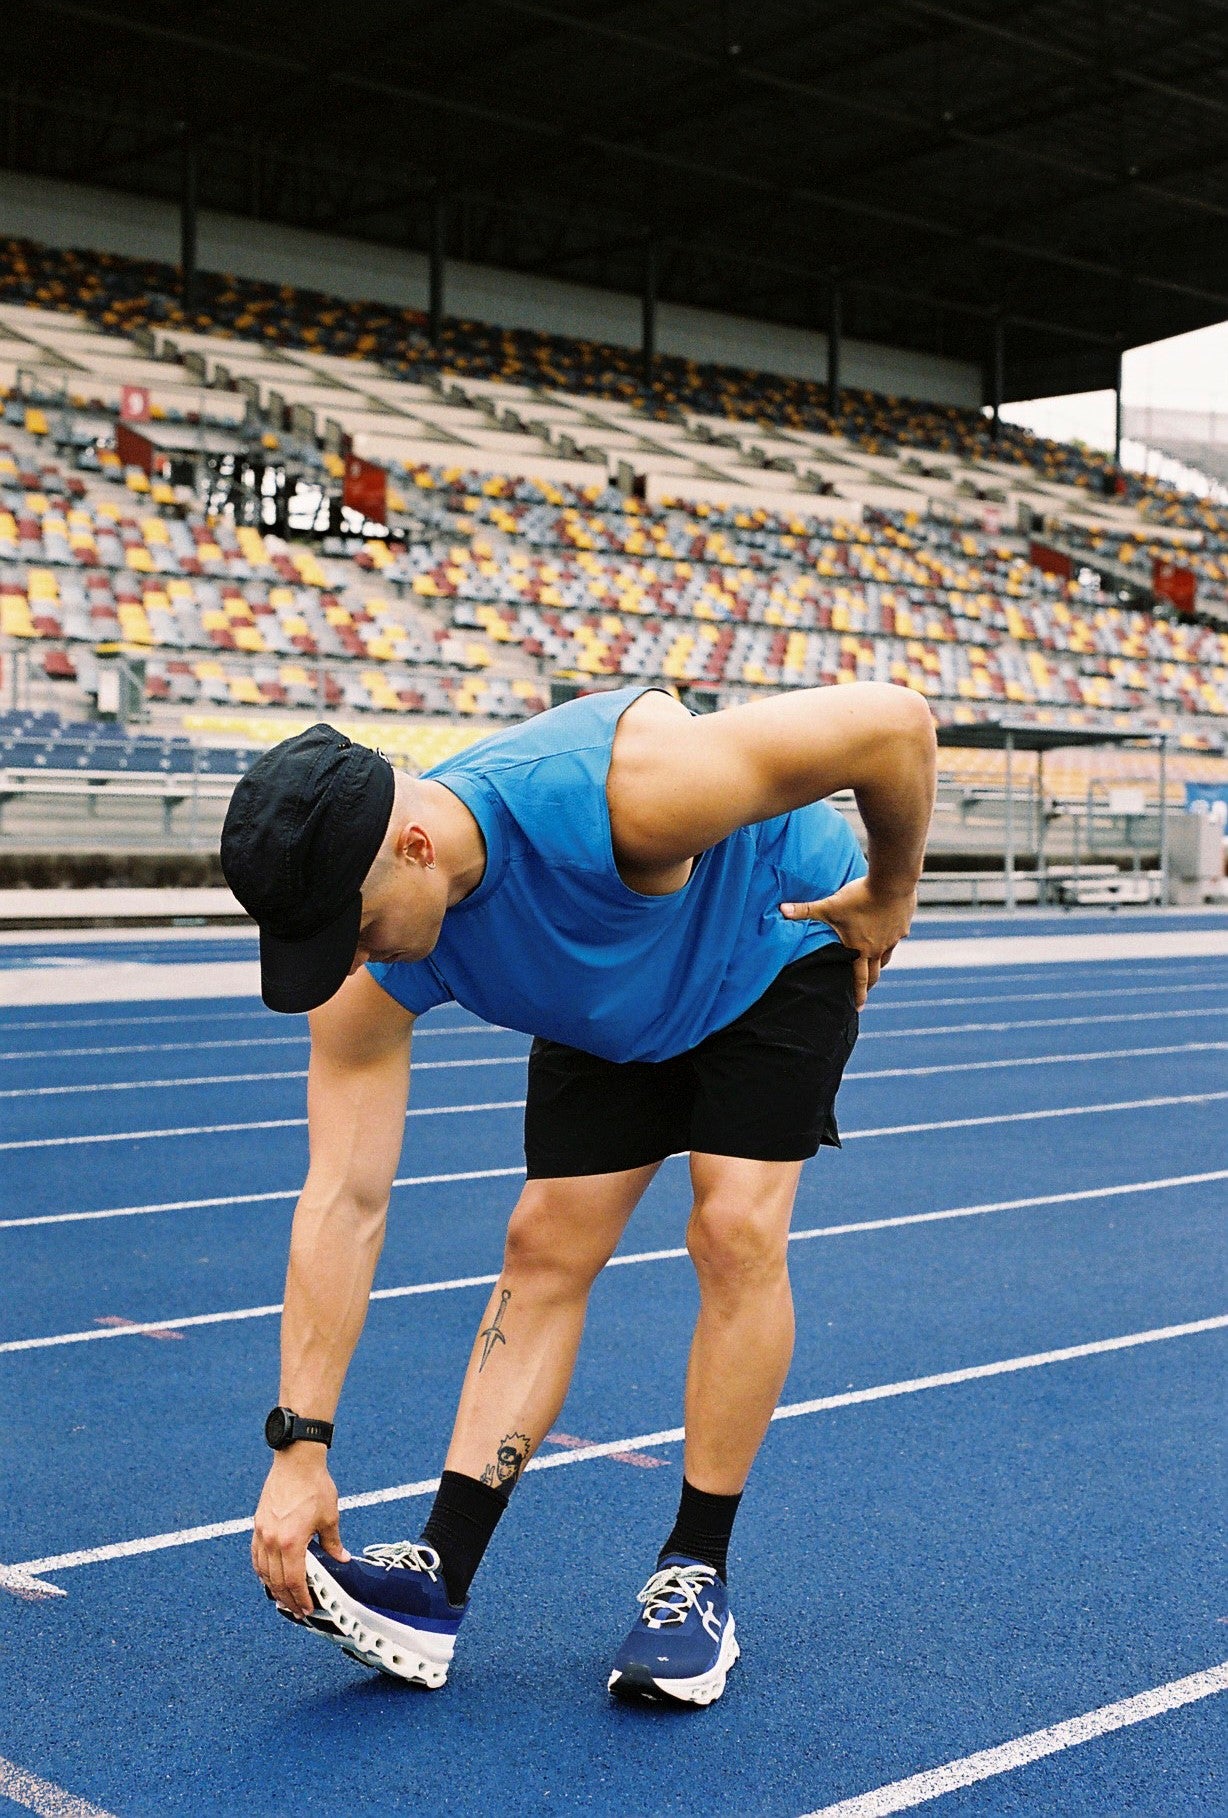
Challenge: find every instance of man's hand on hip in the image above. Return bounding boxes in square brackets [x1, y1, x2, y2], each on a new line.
[252, 1447, 347, 1619]
[781, 875, 916, 1007]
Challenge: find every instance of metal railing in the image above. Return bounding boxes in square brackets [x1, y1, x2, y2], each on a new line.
[0, 751, 239, 851]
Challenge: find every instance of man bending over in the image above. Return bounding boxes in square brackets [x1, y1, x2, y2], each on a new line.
[221, 681, 935, 1705]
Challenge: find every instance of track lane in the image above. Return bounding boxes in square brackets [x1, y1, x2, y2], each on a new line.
[2, 1167, 1223, 1567]
[0, 1324, 1223, 1818]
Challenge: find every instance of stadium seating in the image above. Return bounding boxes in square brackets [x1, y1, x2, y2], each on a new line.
[0, 433, 543, 717]
[1062, 520, 1228, 619]
[386, 466, 1228, 728]
[1, 416, 1225, 737]
[0, 240, 1225, 757]
[0, 708, 250, 774]
[0, 233, 1179, 500]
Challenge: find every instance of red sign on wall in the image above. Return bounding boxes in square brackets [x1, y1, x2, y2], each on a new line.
[120, 384, 151, 422]
[115, 422, 154, 474]
[343, 455, 387, 525]
[1029, 541, 1073, 581]
[1152, 557, 1197, 616]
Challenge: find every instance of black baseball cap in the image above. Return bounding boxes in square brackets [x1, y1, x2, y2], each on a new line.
[220, 725, 396, 1014]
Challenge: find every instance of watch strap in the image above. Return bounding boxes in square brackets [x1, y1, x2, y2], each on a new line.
[286, 1414, 333, 1447]
[265, 1406, 334, 1449]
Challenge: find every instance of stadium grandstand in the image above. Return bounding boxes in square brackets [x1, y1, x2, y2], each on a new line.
[0, 231, 1225, 904]
[2, 8, 1228, 1817]
[0, 11, 1225, 903]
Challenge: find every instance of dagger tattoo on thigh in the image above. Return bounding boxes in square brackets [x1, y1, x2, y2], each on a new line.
[478, 1288, 511, 1371]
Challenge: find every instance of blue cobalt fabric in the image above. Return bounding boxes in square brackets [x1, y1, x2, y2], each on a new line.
[370, 684, 865, 1063]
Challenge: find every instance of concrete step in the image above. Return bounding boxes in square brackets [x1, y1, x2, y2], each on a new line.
[0, 887, 249, 928]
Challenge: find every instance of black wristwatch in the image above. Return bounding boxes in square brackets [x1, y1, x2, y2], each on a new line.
[264, 1406, 334, 1450]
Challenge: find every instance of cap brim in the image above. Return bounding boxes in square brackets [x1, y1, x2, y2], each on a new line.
[259, 894, 363, 1014]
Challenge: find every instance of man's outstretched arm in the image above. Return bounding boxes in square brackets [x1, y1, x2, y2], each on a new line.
[252, 969, 414, 1617]
[613, 682, 937, 1004]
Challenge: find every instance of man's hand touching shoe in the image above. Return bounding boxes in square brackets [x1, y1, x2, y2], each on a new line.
[252, 1447, 347, 1620]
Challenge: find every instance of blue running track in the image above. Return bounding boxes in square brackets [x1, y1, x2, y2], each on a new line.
[0, 923, 1225, 1817]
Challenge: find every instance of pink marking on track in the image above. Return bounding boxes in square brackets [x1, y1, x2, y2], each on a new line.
[544, 1430, 669, 1468]
[94, 1315, 184, 1342]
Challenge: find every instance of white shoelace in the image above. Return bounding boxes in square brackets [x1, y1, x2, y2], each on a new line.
[637, 1562, 719, 1628]
[360, 1541, 441, 1579]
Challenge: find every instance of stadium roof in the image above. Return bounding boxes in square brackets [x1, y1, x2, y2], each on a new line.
[8, 0, 1228, 400]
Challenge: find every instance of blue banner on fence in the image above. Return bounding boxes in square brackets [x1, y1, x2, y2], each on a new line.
[1185, 783, 1228, 813]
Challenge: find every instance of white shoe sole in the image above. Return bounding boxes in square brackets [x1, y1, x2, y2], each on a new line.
[304, 1552, 456, 1689]
[608, 1615, 740, 1707]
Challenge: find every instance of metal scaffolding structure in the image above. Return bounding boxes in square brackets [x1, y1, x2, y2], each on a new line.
[937, 722, 1173, 910]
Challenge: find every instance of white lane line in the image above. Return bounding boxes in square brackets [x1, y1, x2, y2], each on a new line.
[0, 1009, 484, 1035]
[7, 1037, 1222, 1101]
[868, 979, 1228, 1011]
[5, 1168, 1224, 1354]
[0, 1564, 67, 1600]
[4, 981, 1222, 1054]
[5, 1086, 1227, 1154]
[0, 1069, 313, 1098]
[7, 1157, 1224, 1239]
[843, 1090, 1228, 1141]
[799, 1660, 1228, 1818]
[850, 1040, 1228, 1080]
[0, 1754, 117, 1817]
[0, 1054, 524, 1098]
[7, 930, 1221, 1013]
[0, 1165, 528, 1232]
[0, 1024, 512, 1062]
[8, 1314, 1225, 1585]
[0, 1099, 527, 1152]
[859, 1004, 1228, 1039]
[1, 935, 1224, 1009]
[0, 1115, 308, 1151]
[0, 951, 1219, 1030]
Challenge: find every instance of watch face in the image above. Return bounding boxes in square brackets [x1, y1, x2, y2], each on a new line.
[265, 1407, 291, 1448]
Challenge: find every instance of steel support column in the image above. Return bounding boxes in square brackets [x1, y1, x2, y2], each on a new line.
[1157, 733, 1169, 905]
[990, 317, 1005, 441]
[179, 125, 198, 314]
[1113, 347, 1124, 467]
[641, 236, 657, 386]
[1003, 731, 1016, 912]
[827, 282, 842, 414]
[428, 191, 446, 348]
[1035, 747, 1046, 904]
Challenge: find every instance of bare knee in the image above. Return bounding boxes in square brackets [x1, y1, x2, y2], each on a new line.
[686, 1192, 790, 1291]
[500, 1183, 606, 1296]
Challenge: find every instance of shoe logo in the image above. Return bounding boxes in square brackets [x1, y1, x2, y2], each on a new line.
[700, 1601, 722, 1643]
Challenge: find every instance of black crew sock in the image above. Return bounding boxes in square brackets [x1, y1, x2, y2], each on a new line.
[657, 1479, 743, 1583]
[419, 1469, 510, 1605]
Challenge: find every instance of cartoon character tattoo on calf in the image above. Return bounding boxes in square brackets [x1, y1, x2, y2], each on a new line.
[481, 1431, 532, 1490]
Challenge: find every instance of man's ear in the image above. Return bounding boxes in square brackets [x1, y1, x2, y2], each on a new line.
[394, 820, 435, 869]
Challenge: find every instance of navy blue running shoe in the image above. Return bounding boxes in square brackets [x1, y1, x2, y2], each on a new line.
[608, 1555, 739, 1706]
[301, 1541, 466, 1687]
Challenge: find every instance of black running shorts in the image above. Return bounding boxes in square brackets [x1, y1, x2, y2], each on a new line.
[523, 945, 860, 1178]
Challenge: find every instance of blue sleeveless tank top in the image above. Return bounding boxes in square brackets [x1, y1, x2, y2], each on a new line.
[369, 685, 865, 1063]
